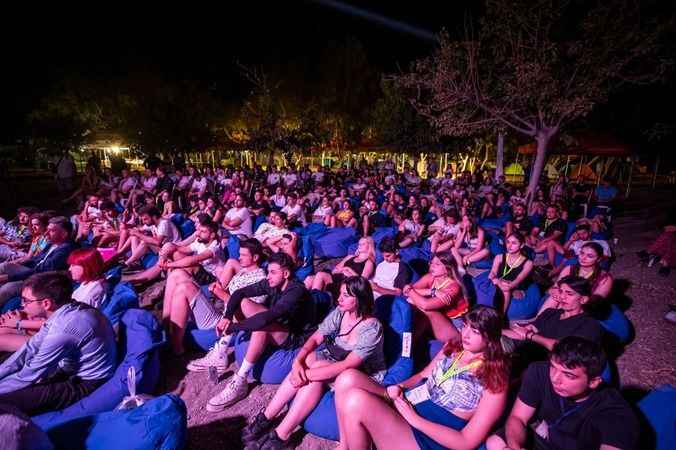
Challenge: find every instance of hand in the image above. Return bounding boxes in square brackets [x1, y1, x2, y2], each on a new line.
[386, 384, 403, 400]
[402, 285, 412, 295]
[392, 395, 418, 424]
[215, 318, 231, 336]
[208, 282, 219, 293]
[510, 323, 529, 340]
[0, 310, 21, 328]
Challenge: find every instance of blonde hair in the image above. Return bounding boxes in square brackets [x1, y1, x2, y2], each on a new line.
[356, 237, 376, 263]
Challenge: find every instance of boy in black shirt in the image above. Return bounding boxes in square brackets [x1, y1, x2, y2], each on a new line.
[487, 337, 638, 450]
[205, 252, 314, 412]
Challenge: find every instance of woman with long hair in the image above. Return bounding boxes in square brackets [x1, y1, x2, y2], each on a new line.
[333, 306, 509, 450]
[487, 233, 534, 314]
[403, 251, 469, 344]
[241, 276, 386, 448]
[452, 213, 490, 275]
[537, 242, 612, 316]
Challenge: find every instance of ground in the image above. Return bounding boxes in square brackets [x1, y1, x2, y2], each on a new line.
[2, 175, 675, 449]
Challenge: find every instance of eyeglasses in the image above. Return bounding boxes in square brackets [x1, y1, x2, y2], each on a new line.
[21, 296, 46, 306]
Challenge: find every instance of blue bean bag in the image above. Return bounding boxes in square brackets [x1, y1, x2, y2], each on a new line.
[637, 385, 676, 450]
[311, 227, 359, 259]
[471, 271, 541, 321]
[186, 327, 219, 352]
[233, 331, 300, 384]
[372, 226, 398, 246]
[298, 223, 328, 237]
[170, 213, 195, 239]
[141, 252, 158, 269]
[226, 235, 240, 260]
[253, 215, 268, 233]
[303, 295, 414, 441]
[295, 235, 315, 282]
[598, 304, 633, 344]
[0, 295, 21, 313]
[45, 394, 187, 450]
[33, 309, 165, 430]
[100, 282, 139, 327]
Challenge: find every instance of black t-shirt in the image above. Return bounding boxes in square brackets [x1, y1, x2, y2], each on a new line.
[519, 362, 639, 450]
[539, 218, 567, 243]
[532, 309, 603, 344]
[512, 216, 535, 235]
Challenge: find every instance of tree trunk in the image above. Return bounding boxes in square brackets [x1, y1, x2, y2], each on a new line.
[526, 128, 557, 203]
[495, 133, 505, 178]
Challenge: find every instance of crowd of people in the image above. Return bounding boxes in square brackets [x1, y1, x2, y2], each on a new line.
[0, 154, 649, 450]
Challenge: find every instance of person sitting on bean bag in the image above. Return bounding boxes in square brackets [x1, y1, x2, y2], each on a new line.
[333, 306, 509, 450]
[402, 251, 468, 345]
[487, 232, 534, 314]
[205, 252, 316, 412]
[0, 272, 116, 416]
[241, 276, 386, 449]
[486, 337, 638, 450]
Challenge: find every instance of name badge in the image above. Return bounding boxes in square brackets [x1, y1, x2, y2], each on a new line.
[404, 385, 430, 405]
[538, 231, 545, 238]
[534, 420, 549, 440]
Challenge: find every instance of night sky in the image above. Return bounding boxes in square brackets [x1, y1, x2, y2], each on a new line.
[1, 1, 672, 152]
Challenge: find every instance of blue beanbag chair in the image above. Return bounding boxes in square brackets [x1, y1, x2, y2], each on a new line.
[141, 252, 158, 269]
[303, 295, 414, 441]
[45, 394, 187, 450]
[100, 282, 139, 326]
[295, 235, 315, 282]
[299, 223, 329, 237]
[226, 235, 240, 260]
[598, 304, 633, 344]
[637, 385, 676, 450]
[33, 309, 165, 430]
[372, 226, 398, 246]
[233, 331, 300, 384]
[170, 213, 195, 239]
[186, 327, 219, 352]
[0, 295, 21, 313]
[311, 227, 359, 259]
[471, 271, 541, 321]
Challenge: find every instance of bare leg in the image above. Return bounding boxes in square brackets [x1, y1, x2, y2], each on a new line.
[217, 258, 242, 289]
[334, 369, 387, 448]
[362, 215, 369, 237]
[125, 238, 148, 265]
[162, 269, 193, 324]
[466, 248, 490, 264]
[303, 275, 315, 290]
[485, 434, 508, 450]
[311, 271, 332, 291]
[451, 247, 465, 269]
[122, 264, 162, 283]
[399, 237, 414, 248]
[339, 387, 418, 450]
[419, 309, 460, 343]
[168, 280, 200, 355]
[500, 288, 513, 315]
[436, 239, 455, 253]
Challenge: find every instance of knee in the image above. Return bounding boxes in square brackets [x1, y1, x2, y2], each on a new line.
[485, 434, 506, 450]
[341, 388, 369, 416]
[334, 368, 363, 395]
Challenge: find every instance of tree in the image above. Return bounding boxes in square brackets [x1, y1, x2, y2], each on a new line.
[28, 77, 105, 153]
[396, 0, 671, 199]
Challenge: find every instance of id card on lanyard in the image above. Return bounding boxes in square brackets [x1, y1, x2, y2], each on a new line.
[534, 397, 589, 441]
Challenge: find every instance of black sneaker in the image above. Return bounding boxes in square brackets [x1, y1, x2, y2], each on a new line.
[658, 266, 671, 277]
[242, 412, 274, 443]
[260, 431, 288, 450]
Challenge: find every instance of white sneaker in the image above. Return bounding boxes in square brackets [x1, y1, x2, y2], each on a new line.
[187, 338, 230, 373]
[206, 374, 248, 412]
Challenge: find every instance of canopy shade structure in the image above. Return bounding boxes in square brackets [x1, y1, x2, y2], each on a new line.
[518, 133, 632, 157]
[505, 162, 524, 176]
[569, 164, 597, 180]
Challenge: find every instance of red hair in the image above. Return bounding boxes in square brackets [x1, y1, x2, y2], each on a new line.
[67, 248, 104, 283]
[442, 306, 510, 393]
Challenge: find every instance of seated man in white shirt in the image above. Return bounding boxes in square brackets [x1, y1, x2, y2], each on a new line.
[550, 224, 611, 276]
[158, 220, 224, 355]
[223, 194, 253, 238]
[254, 211, 291, 252]
[280, 193, 306, 227]
[117, 206, 181, 271]
[371, 237, 413, 299]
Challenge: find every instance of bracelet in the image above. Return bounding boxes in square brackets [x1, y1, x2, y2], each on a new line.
[15, 320, 22, 331]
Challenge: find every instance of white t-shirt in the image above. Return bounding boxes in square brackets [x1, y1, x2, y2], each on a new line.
[142, 176, 158, 191]
[569, 239, 611, 257]
[312, 171, 325, 183]
[120, 177, 136, 193]
[429, 218, 460, 239]
[189, 239, 223, 276]
[271, 194, 287, 208]
[72, 280, 106, 308]
[225, 207, 253, 237]
[282, 204, 306, 225]
[268, 173, 281, 185]
[254, 223, 288, 242]
[313, 205, 333, 222]
[154, 219, 181, 243]
[283, 173, 298, 187]
[191, 177, 207, 192]
[372, 261, 401, 299]
[178, 175, 192, 189]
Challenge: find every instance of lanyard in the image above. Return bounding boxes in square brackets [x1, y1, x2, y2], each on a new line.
[549, 397, 589, 430]
[438, 351, 482, 384]
[501, 255, 523, 279]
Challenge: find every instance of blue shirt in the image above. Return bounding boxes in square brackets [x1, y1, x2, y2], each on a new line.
[0, 302, 116, 394]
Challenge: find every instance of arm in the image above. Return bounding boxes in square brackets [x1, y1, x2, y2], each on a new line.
[331, 255, 351, 274]
[223, 280, 270, 320]
[306, 352, 366, 382]
[487, 255, 501, 285]
[504, 399, 537, 450]
[226, 284, 302, 332]
[508, 261, 533, 289]
[360, 259, 375, 279]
